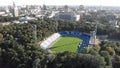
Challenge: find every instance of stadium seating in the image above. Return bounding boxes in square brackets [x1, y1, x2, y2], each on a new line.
[40, 33, 61, 49]
[40, 31, 91, 53]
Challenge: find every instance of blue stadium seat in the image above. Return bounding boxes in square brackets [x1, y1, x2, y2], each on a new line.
[60, 32, 68, 36]
[59, 31, 91, 53]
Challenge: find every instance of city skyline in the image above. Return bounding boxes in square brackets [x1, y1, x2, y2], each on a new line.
[0, 0, 120, 6]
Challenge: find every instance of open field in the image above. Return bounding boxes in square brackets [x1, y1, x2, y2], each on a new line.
[50, 36, 82, 53]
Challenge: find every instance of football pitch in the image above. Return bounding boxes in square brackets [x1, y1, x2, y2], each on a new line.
[50, 36, 82, 53]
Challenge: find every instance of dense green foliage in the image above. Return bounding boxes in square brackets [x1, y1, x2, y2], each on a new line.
[0, 19, 120, 68]
[47, 52, 105, 68]
[0, 16, 19, 22]
[0, 19, 57, 68]
[51, 36, 82, 53]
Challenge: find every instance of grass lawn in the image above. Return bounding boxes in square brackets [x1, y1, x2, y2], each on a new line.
[50, 36, 82, 53]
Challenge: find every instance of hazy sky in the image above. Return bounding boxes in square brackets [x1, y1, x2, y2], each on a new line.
[0, 0, 120, 6]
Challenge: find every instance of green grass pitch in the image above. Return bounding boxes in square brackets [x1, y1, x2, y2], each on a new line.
[50, 36, 82, 53]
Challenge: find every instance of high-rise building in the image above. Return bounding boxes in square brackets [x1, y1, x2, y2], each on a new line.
[64, 5, 69, 12]
[43, 4, 47, 10]
[79, 5, 84, 11]
[12, 2, 19, 17]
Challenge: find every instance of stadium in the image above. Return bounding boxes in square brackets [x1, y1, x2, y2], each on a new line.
[40, 31, 96, 53]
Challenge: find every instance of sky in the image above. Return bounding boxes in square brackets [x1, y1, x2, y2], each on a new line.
[0, 0, 120, 6]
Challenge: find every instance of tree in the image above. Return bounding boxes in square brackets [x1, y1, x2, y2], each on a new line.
[82, 47, 89, 54]
[0, 33, 3, 41]
[0, 48, 2, 67]
[32, 58, 41, 68]
[76, 54, 105, 68]
[93, 45, 101, 52]
[113, 55, 120, 68]
[100, 51, 112, 66]
[106, 47, 115, 56]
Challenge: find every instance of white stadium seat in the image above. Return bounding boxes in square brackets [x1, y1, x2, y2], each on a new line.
[40, 33, 61, 49]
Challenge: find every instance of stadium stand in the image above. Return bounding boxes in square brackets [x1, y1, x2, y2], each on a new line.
[40, 33, 61, 49]
[40, 31, 91, 53]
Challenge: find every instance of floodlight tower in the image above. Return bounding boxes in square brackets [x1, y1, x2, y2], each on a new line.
[95, 21, 98, 36]
[89, 21, 98, 47]
[55, 19, 58, 32]
[93, 21, 98, 43]
[33, 25, 37, 42]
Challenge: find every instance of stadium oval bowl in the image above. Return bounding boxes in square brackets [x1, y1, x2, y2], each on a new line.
[40, 31, 91, 53]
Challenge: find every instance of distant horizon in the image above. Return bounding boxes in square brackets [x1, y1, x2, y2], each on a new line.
[1, 0, 120, 7]
[1, 4, 120, 7]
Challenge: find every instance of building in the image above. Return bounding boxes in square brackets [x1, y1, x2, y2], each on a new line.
[79, 5, 85, 11]
[0, 12, 5, 16]
[42, 4, 47, 10]
[0, 22, 11, 26]
[54, 12, 79, 21]
[109, 20, 119, 28]
[12, 2, 19, 17]
[64, 5, 69, 12]
[89, 31, 96, 45]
